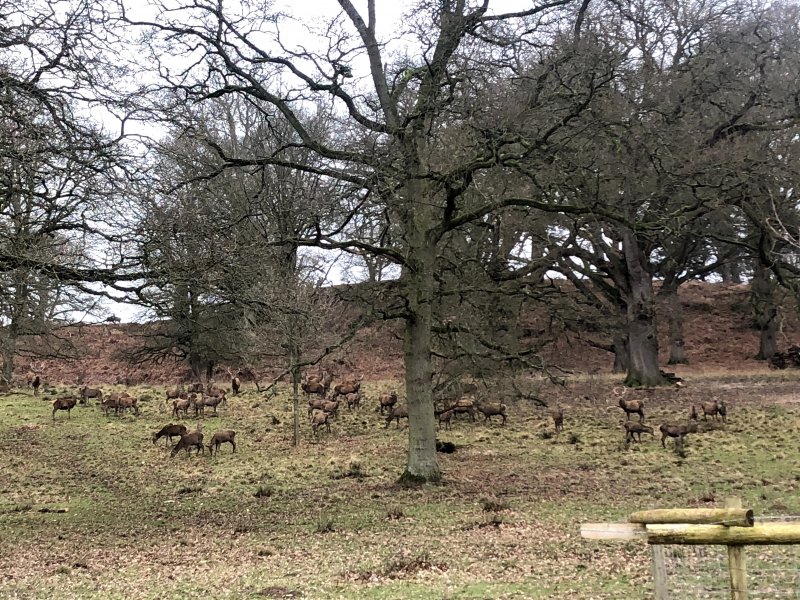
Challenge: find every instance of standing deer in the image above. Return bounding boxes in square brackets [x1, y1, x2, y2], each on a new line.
[226, 367, 241, 396]
[26, 362, 42, 396]
[613, 387, 644, 422]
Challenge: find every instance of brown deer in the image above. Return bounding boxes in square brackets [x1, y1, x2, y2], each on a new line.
[331, 375, 363, 400]
[660, 422, 698, 448]
[171, 426, 204, 457]
[551, 407, 564, 433]
[625, 421, 654, 443]
[207, 430, 236, 455]
[614, 387, 644, 422]
[226, 367, 241, 396]
[378, 391, 397, 415]
[52, 396, 77, 420]
[26, 362, 42, 396]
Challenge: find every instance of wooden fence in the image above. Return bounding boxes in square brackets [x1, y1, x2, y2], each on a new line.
[581, 498, 800, 599]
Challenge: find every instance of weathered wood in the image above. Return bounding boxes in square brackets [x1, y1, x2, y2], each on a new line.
[651, 545, 669, 600]
[580, 522, 648, 541]
[726, 497, 748, 600]
[629, 508, 754, 527]
[646, 523, 800, 545]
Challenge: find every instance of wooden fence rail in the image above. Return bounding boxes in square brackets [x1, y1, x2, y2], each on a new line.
[581, 497, 800, 599]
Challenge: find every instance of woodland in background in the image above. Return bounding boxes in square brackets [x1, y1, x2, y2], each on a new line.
[2, 0, 800, 481]
[11, 282, 797, 395]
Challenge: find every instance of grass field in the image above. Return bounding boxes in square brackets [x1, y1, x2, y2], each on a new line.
[1, 372, 799, 599]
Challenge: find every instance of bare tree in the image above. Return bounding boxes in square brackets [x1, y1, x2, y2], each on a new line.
[117, 0, 610, 482]
[0, 0, 139, 379]
[544, 0, 800, 384]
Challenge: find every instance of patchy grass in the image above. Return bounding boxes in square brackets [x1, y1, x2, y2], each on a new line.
[0, 374, 799, 598]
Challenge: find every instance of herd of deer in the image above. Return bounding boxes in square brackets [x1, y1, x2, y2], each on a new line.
[301, 369, 510, 436]
[613, 387, 727, 449]
[31, 356, 730, 453]
[542, 386, 728, 451]
[302, 370, 364, 434]
[45, 366, 244, 424]
[45, 366, 242, 458]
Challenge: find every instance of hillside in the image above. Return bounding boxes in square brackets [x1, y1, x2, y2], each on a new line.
[18, 282, 798, 387]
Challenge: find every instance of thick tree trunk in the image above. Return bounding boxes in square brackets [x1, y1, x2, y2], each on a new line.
[751, 265, 778, 360]
[2, 306, 22, 383]
[612, 334, 629, 374]
[1, 341, 14, 384]
[758, 316, 778, 361]
[1, 324, 17, 384]
[663, 285, 688, 365]
[622, 231, 665, 387]
[188, 353, 203, 380]
[399, 243, 440, 485]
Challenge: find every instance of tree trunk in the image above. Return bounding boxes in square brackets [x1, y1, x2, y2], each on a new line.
[292, 366, 300, 447]
[663, 285, 688, 365]
[290, 344, 300, 447]
[612, 334, 629, 374]
[720, 260, 743, 284]
[1, 338, 14, 384]
[188, 353, 203, 380]
[398, 242, 440, 485]
[751, 265, 778, 360]
[622, 230, 665, 387]
[1, 318, 21, 383]
[758, 315, 778, 361]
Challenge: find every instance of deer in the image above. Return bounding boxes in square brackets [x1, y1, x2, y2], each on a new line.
[302, 379, 327, 401]
[226, 367, 241, 396]
[378, 391, 398, 415]
[52, 396, 77, 420]
[153, 424, 188, 446]
[660, 422, 698, 448]
[80, 386, 103, 405]
[613, 387, 644, 422]
[305, 369, 333, 396]
[171, 425, 204, 457]
[331, 375, 363, 400]
[625, 421, 654, 443]
[165, 380, 185, 402]
[26, 362, 42, 396]
[551, 406, 564, 433]
[701, 400, 727, 423]
[206, 378, 228, 401]
[207, 430, 236, 456]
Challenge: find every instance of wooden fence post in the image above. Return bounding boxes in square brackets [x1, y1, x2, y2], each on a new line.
[726, 497, 748, 600]
[651, 545, 669, 600]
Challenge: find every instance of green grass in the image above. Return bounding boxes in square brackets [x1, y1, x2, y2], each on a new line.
[0, 375, 799, 598]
